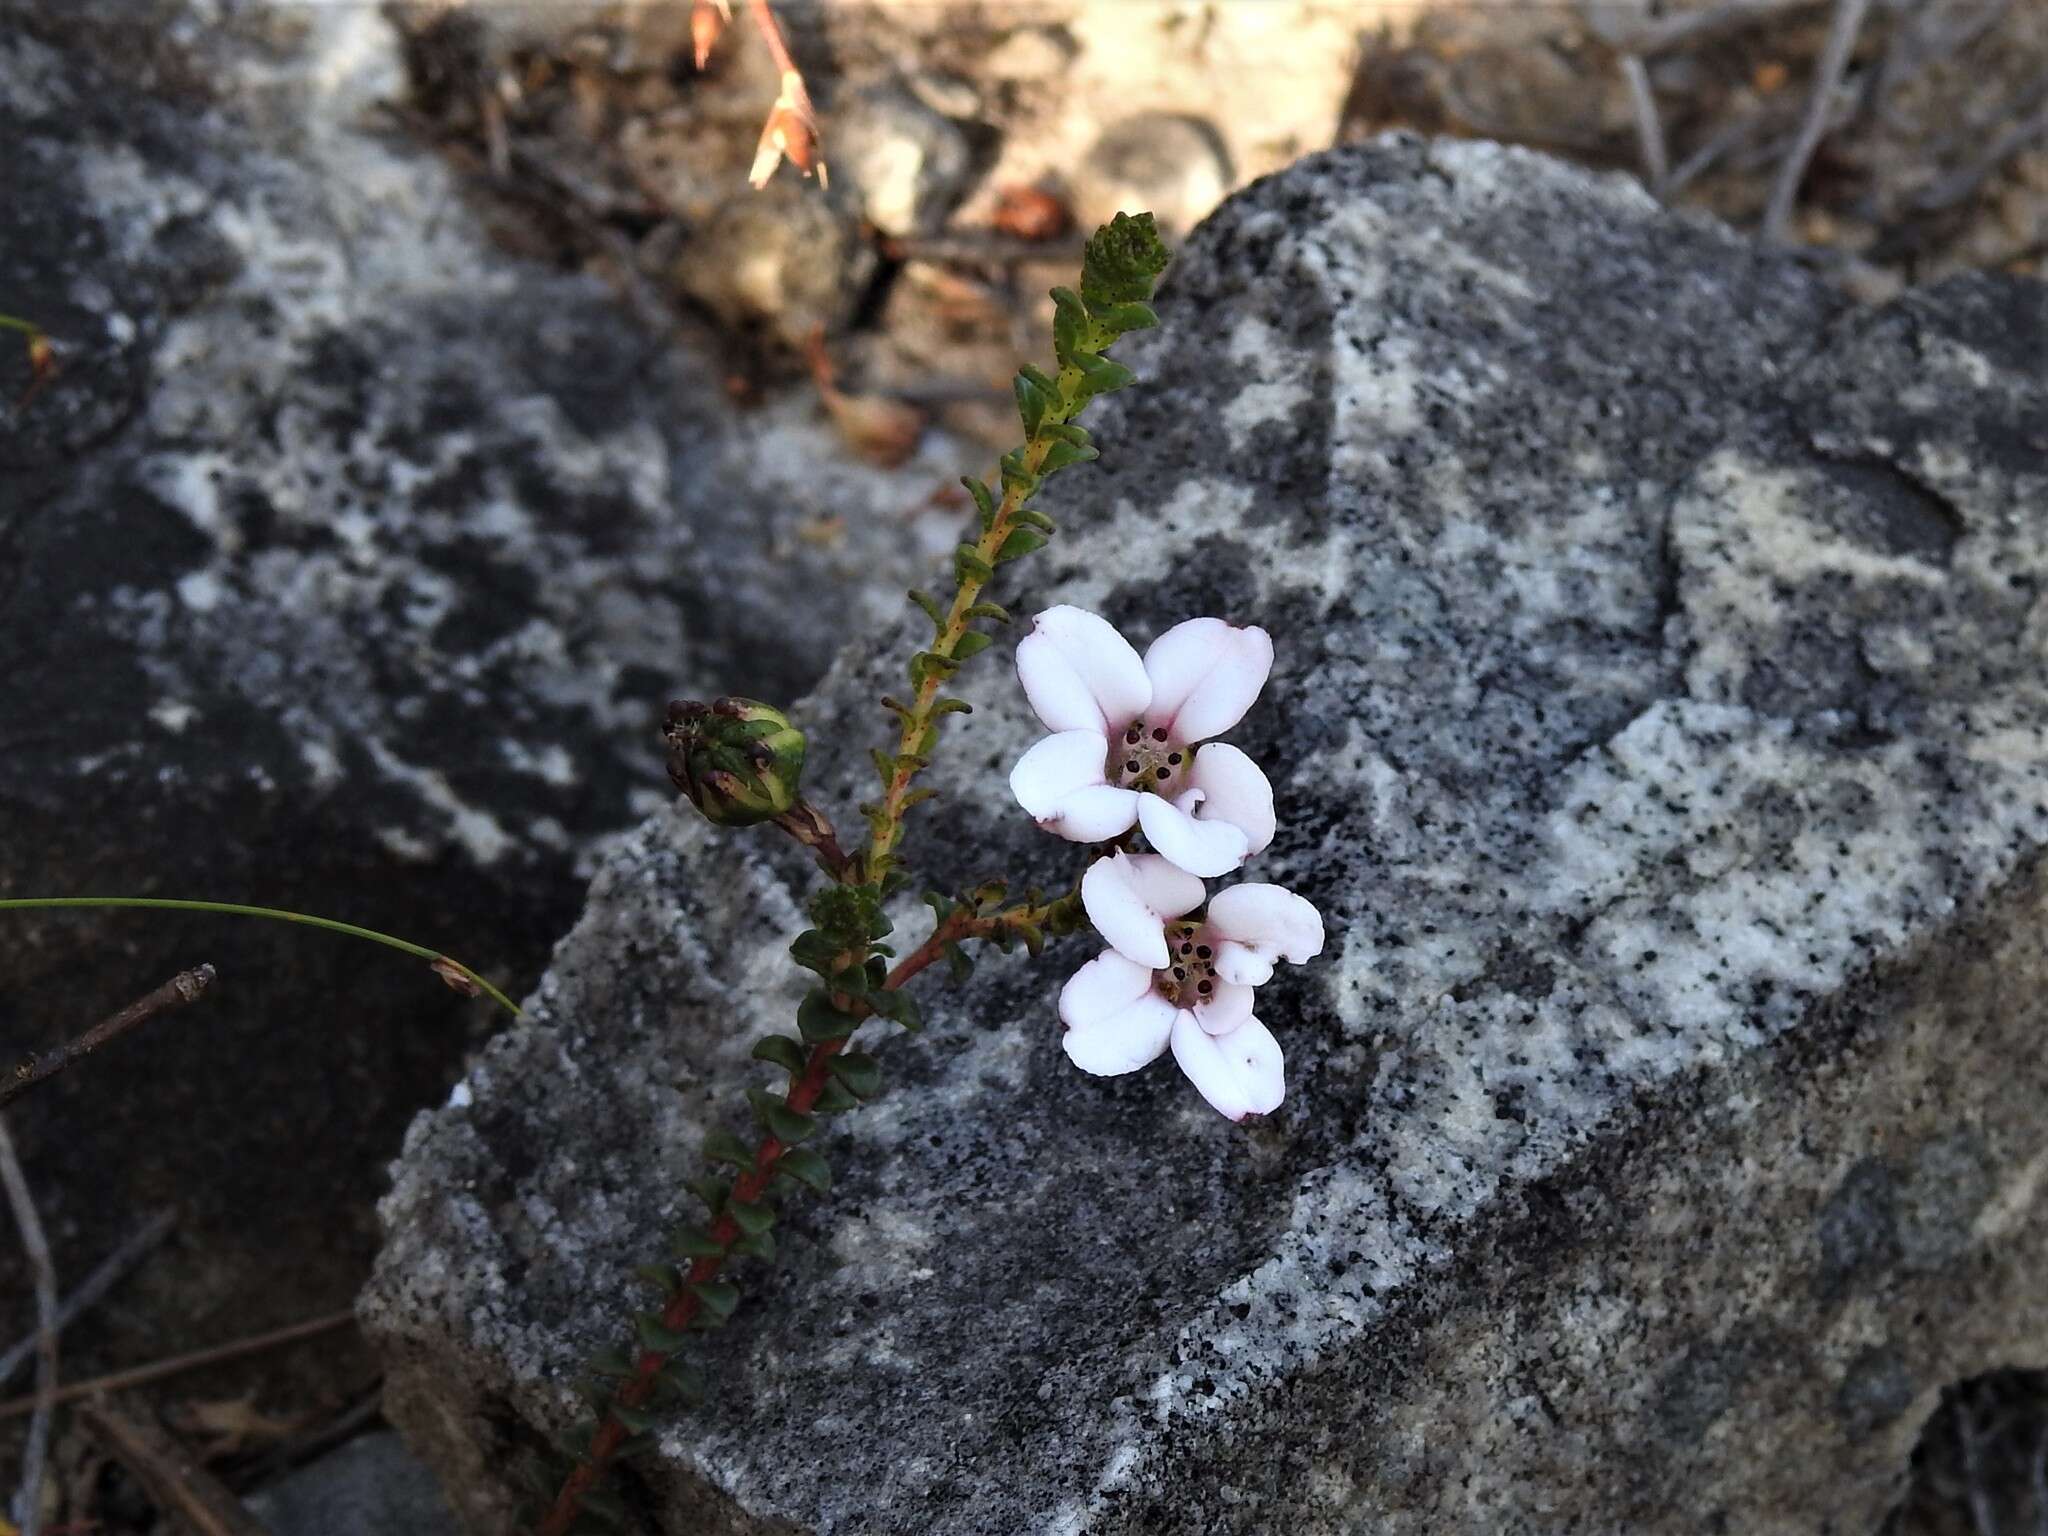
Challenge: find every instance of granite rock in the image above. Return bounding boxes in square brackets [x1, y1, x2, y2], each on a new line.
[0, 0, 964, 1390]
[246, 1431, 458, 1536]
[361, 137, 2048, 1534]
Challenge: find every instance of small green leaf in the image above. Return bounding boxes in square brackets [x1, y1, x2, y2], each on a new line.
[789, 929, 838, 976]
[1087, 299, 1159, 334]
[703, 1129, 755, 1169]
[731, 1226, 777, 1259]
[1074, 352, 1136, 395]
[748, 1088, 816, 1144]
[685, 1174, 730, 1213]
[953, 544, 996, 585]
[997, 527, 1050, 563]
[633, 1262, 680, 1292]
[589, 1347, 639, 1378]
[778, 1147, 832, 1194]
[933, 695, 974, 715]
[1014, 372, 1050, 437]
[907, 588, 946, 629]
[871, 746, 897, 787]
[609, 1402, 660, 1434]
[828, 1051, 884, 1099]
[798, 990, 861, 1044]
[954, 630, 993, 660]
[961, 476, 995, 519]
[751, 1035, 807, 1075]
[910, 650, 960, 691]
[691, 1280, 741, 1319]
[637, 1314, 689, 1352]
[868, 988, 923, 1033]
[1041, 438, 1099, 472]
[945, 942, 974, 982]
[812, 1076, 860, 1114]
[965, 601, 1011, 624]
[997, 450, 1038, 496]
[672, 1224, 725, 1259]
[654, 1359, 706, 1403]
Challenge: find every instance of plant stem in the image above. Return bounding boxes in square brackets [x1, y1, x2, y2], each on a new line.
[2, 966, 215, 1109]
[0, 898, 520, 1017]
[862, 433, 1057, 885]
[534, 895, 1064, 1536]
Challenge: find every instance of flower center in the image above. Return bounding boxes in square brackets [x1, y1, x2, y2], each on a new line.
[1157, 920, 1219, 1006]
[1108, 720, 1188, 796]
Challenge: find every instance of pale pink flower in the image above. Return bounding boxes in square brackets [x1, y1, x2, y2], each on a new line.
[1007, 606, 1276, 877]
[1056, 853, 1325, 1121]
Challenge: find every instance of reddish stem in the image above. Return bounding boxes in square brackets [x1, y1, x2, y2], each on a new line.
[533, 907, 1000, 1535]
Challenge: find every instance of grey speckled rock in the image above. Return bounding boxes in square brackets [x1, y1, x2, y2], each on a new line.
[362, 136, 2048, 1535]
[247, 1432, 458, 1536]
[0, 1, 962, 1387]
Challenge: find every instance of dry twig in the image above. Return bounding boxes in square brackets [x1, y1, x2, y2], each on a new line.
[0, 1311, 356, 1422]
[2, 966, 216, 1109]
[78, 1402, 274, 1536]
[0, 1117, 57, 1536]
[1761, 0, 1875, 244]
[1620, 53, 1671, 189]
[742, 0, 824, 188]
[0, 1208, 178, 1390]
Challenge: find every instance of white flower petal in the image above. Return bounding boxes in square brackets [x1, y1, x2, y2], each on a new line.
[1187, 743, 1276, 858]
[1063, 992, 1176, 1076]
[1058, 950, 1158, 1030]
[1009, 730, 1110, 818]
[1213, 940, 1274, 986]
[1038, 785, 1142, 843]
[1137, 791, 1250, 878]
[1142, 618, 1273, 743]
[1082, 852, 1205, 969]
[1193, 979, 1256, 1035]
[1016, 606, 1152, 736]
[1206, 883, 1325, 965]
[1170, 1011, 1284, 1120]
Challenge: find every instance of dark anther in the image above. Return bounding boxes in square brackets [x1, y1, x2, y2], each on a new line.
[1196, 945, 1212, 958]
[1154, 767, 1170, 780]
[1198, 980, 1212, 994]
[1152, 727, 1168, 742]
[1168, 752, 1182, 765]
[1173, 967, 1186, 979]
[1126, 759, 1140, 773]
[1126, 726, 1141, 743]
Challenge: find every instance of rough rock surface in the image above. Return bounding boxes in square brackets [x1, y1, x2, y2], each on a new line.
[0, 0, 961, 1390]
[364, 136, 2048, 1534]
[246, 1432, 458, 1536]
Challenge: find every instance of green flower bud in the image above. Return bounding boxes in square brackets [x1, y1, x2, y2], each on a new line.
[664, 697, 806, 827]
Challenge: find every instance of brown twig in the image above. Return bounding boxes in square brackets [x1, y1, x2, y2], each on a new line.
[78, 1403, 274, 1536]
[225, 1383, 382, 1494]
[0, 1208, 178, 1389]
[2, 966, 216, 1109]
[0, 1311, 357, 1422]
[1761, 0, 1874, 245]
[743, 0, 824, 188]
[0, 1117, 57, 1536]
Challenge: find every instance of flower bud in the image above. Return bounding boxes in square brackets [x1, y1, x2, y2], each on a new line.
[664, 698, 807, 827]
